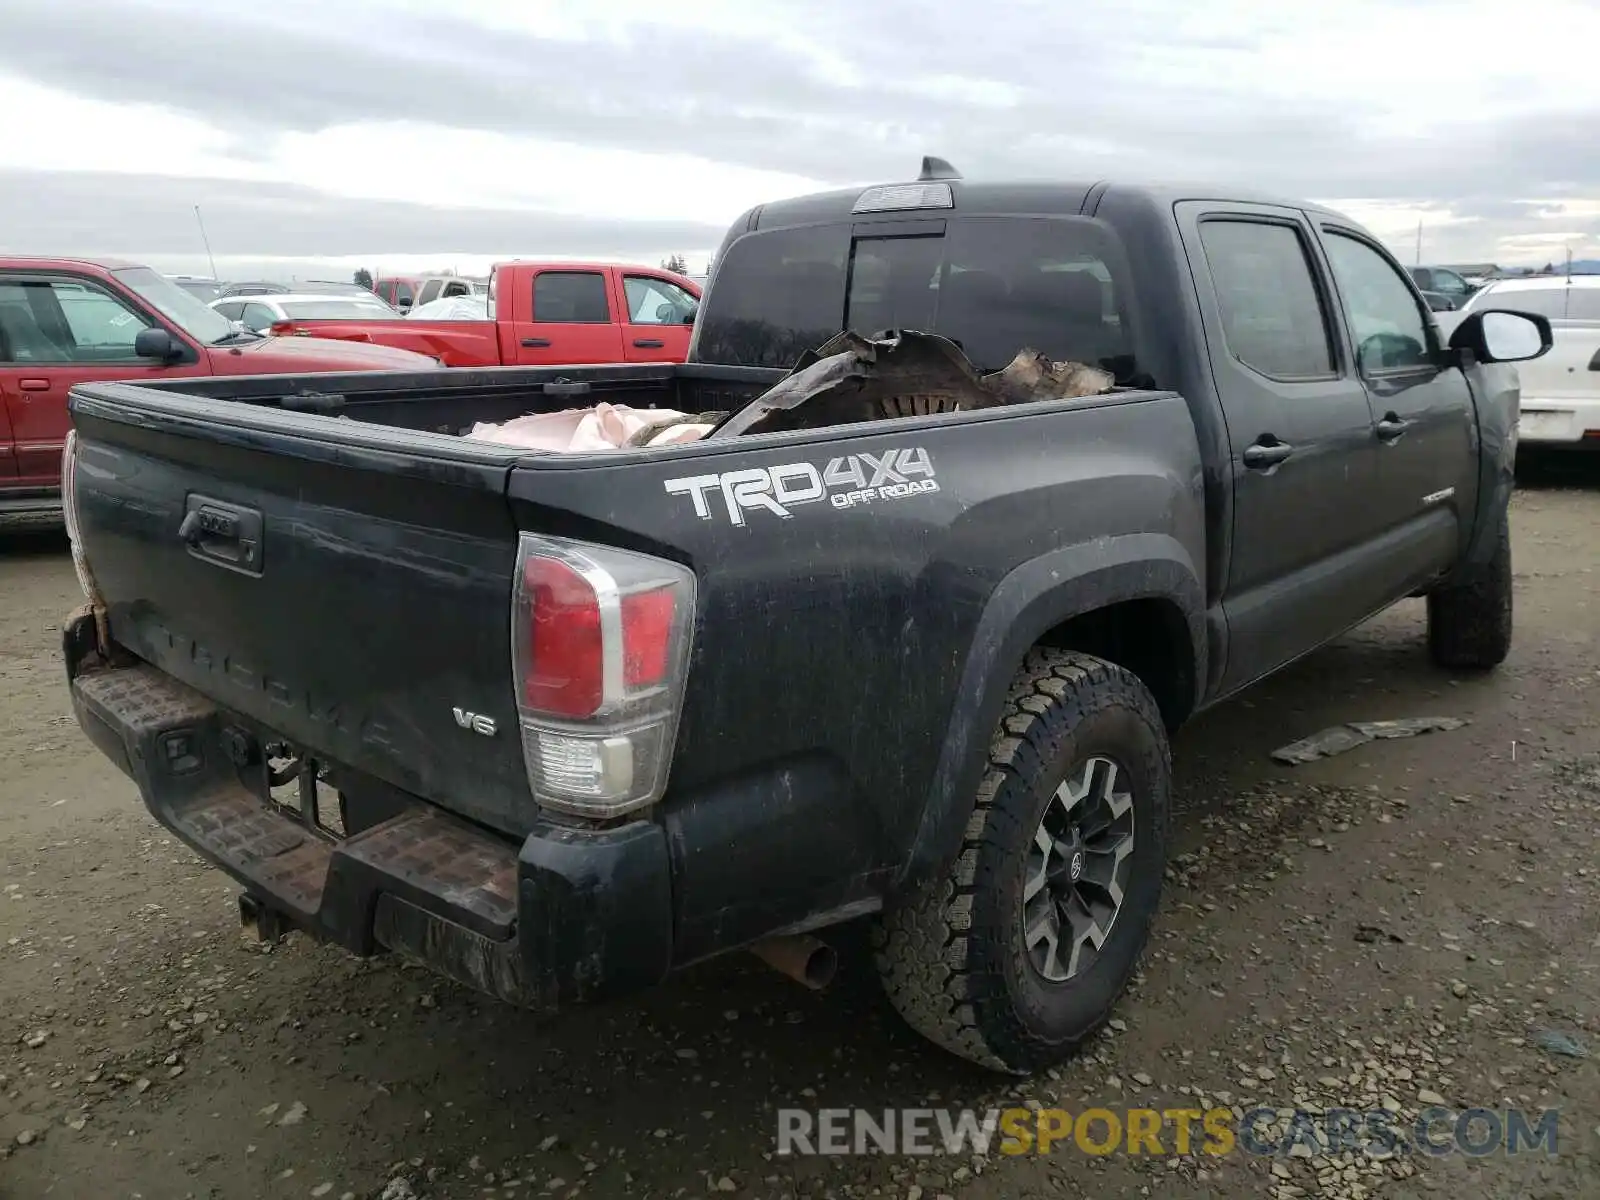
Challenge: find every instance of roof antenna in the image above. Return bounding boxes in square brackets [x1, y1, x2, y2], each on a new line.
[918, 156, 962, 182]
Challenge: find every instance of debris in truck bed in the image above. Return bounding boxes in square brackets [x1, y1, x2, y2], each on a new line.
[460, 330, 1113, 452]
[464, 403, 724, 451]
[709, 329, 1115, 439]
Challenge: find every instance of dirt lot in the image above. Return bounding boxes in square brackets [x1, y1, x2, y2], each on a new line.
[3, 462, 1598, 1200]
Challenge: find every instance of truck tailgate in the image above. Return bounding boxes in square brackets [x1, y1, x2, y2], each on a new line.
[67, 386, 533, 836]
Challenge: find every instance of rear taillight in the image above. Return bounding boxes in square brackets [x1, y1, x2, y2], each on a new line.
[511, 534, 696, 819]
[60, 430, 97, 602]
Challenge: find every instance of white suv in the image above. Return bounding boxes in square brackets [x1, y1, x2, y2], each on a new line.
[1447, 276, 1600, 447]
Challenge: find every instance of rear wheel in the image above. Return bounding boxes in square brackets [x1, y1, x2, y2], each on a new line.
[872, 649, 1170, 1074]
[1427, 512, 1512, 670]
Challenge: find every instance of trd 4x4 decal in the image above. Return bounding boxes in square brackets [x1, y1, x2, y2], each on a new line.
[664, 447, 938, 527]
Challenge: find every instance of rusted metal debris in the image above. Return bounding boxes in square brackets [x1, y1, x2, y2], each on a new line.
[1270, 716, 1468, 766]
[710, 329, 1114, 440]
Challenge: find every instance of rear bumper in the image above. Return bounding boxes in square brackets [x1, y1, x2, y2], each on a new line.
[1518, 398, 1600, 445]
[64, 609, 673, 1011]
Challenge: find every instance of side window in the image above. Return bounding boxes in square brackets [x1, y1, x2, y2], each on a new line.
[1198, 220, 1335, 379]
[240, 303, 277, 332]
[394, 284, 414, 306]
[0, 278, 152, 363]
[214, 301, 244, 321]
[1434, 270, 1470, 296]
[1410, 268, 1433, 290]
[1321, 233, 1433, 372]
[533, 272, 611, 323]
[623, 275, 697, 324]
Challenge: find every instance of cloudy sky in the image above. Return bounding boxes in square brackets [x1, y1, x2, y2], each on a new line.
[4, 0, 1598, 280]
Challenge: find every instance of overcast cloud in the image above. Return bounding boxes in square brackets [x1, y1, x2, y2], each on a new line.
[3, 0, 1598, 276]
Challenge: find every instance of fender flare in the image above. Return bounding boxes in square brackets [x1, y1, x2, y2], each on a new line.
[899, 533, 1206, 889]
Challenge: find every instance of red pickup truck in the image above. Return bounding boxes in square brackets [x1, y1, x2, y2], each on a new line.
[272, 261, 702, 368]
[0, 257, 437, 520]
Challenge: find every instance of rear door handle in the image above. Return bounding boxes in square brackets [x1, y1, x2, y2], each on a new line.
[19, 378, 50, 391]
[1242, 439, 1294, 469]
[632, 338, 665, 349]
[521, 337, 551, 348]
[1375, 415, 1411, 442]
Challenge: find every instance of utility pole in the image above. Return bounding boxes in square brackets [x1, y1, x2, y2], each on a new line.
[1414, 218, 1423, 266]
[193, 205, 219, 281]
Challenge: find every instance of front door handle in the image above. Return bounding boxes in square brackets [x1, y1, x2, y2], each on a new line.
[1242, 439, 1294, 469]
[1375, 414, 1411, 442]
[521, 337, 551, 348]
[19, 378, 51, 391]
[632, 338, 665, 349]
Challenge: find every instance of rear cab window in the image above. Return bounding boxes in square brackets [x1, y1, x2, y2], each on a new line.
[693, 216, 1146, 384]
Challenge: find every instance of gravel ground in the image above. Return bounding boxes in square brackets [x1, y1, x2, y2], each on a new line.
[2, 461, 1598, 1200]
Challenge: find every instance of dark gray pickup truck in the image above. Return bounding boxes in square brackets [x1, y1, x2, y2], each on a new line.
[60, 163, 1552, 1074]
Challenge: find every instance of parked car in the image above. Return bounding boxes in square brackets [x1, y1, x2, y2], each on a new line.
[220, 280, 377, 299]
[374, 276, 487, 313]
[166, 275, 226, 303]
[1407, 265, 1478, 310]
[269, 262, 700, 366]
[1442, 275, 1600, 448]
[211, 292, 401, 332]
[58, 165, 1550, 1073]
[0, 257, 441, 518]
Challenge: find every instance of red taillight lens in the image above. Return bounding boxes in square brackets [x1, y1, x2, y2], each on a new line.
[511, 534, 696, 819]
[622, 586, 676, 689]
[524, 557, 603, 717]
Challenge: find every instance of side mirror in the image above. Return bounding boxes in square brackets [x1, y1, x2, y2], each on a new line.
[1449, 309, 1553, 364]
[683, 308, 697, 327]
[134, 327, 181, 362]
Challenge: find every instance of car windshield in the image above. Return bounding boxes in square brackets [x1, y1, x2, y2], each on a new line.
[278, 298, 401, 320]
[693, 215, 1143, 382]
[114, 267, 236, 344]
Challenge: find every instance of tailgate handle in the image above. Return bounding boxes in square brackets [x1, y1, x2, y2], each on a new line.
[179, 495, 264, 575]
[542, 379, 591, 398]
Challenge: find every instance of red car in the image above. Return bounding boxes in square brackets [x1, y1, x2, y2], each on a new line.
[0, 257, 438, 520]
[275, 262, 701, 368]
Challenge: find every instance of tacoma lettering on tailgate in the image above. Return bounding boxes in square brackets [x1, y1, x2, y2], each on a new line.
[664, 447, 938, 527]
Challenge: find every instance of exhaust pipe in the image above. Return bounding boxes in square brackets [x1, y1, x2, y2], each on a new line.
[751, 934, 837, 990]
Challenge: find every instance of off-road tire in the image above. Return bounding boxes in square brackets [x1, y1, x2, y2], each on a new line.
[872, 649, 1170, 1074]
[1427, 512, 1512, 670]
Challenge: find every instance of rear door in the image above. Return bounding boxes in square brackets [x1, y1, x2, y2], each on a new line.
[513, 269, 624, 365]
[1175, 204, 1386, 693]
[617, 271, 698, 363]
[0, 271, 207, 490]
[1315, 225, 1478, 586]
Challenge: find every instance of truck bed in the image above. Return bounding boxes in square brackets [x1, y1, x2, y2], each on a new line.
[124, 360, 783, 438]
